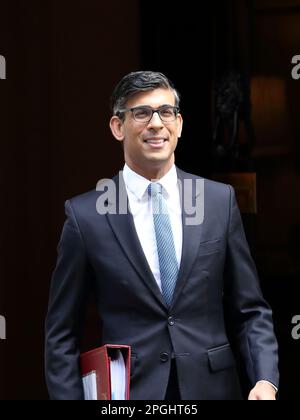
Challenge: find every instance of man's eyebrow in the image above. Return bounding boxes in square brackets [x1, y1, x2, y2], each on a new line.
[133, 104, 174, 108]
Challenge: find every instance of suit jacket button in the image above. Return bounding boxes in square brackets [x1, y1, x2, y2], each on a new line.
[160, 352, 169, 363]
[168, 316, 175, 326]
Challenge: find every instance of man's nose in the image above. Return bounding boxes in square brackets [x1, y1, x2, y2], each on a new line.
[147, 111, 164, 128]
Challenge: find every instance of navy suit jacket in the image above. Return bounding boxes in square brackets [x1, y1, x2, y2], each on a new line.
[45, 167, 279, 400]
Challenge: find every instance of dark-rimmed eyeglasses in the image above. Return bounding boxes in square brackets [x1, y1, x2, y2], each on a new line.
[116, 105, 180, 123]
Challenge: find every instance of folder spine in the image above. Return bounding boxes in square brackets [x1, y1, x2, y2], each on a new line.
[80, 344, 131, 400]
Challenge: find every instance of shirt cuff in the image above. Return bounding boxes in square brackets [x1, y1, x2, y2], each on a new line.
[256, 380, 278, 393]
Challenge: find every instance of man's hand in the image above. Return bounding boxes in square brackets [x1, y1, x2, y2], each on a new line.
[248, 381, 277, 400]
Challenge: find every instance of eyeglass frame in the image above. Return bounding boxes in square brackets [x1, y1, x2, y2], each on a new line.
[116, 105, 180, 123]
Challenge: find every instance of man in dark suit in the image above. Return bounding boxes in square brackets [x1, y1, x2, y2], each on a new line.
[45, 71, 279, 400]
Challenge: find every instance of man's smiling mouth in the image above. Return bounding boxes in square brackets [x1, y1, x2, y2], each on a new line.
[143, 138, 168, 145]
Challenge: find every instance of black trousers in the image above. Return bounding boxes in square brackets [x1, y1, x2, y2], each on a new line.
[164, 359, 181, 400]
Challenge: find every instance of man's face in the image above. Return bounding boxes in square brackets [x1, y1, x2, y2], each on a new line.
[110, 88, 183, 179]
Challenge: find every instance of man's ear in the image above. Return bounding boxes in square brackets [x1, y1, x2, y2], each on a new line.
[109, 116, 125, 142]
[177, 113, 183, 138]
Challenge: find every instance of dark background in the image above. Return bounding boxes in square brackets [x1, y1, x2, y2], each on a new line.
[1, 0, 300, 399]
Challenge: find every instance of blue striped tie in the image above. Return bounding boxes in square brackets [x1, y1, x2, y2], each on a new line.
[149, 182, 178, 307]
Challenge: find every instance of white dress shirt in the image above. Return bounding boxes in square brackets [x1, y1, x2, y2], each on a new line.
[122, 163, 182, 292]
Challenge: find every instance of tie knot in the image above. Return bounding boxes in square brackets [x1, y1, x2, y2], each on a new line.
[148, 182, 162, 198]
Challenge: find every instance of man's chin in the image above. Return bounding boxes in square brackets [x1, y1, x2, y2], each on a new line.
[145, 155, 172, 166]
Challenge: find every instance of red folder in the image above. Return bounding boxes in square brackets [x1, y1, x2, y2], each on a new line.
[80, 344, 131, 400]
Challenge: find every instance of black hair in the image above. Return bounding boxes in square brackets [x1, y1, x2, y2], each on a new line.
[111, 71, 180, 117]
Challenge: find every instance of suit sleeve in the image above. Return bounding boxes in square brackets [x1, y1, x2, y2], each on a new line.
[45, 200, 92, 400]
[224, 186, 279, 389]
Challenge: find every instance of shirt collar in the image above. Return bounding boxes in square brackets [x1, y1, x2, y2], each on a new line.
[123, 163, 178, 201]
[156, 165, 178, 199]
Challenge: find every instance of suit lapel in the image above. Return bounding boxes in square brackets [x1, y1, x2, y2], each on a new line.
[105, 168, 203, 311]
[170, 169, 204, 310]
[105, 172, 166, 309]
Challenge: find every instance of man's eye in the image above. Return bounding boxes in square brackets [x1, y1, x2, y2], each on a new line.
[134, 109, 150, 118]
[160, 108, 174, 117]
